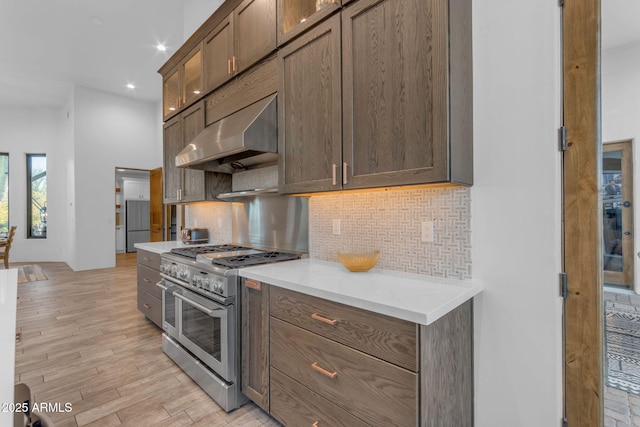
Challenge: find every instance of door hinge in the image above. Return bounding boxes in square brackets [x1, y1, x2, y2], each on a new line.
[560, 273, 568, 298]
[562, 417, 568, 427]
[559, 126, 567, 151]
[559, 0, 564, 7]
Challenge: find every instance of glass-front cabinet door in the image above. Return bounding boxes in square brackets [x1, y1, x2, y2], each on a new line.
[603, 140, 634, 287]
[278, 0, 340, 45]
[163, 70, 181, 118]
[182, 48, 203, 107]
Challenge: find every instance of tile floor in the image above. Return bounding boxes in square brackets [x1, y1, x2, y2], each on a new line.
[605, 290, 640, 427]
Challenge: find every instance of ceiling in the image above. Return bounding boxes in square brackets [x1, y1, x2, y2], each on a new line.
[0, 1, 637, 109]
[0, 0, 188, 108]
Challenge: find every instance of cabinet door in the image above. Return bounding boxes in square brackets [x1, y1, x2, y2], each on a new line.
[241, 279, 270, 411]
[163, 68, 180, 118]
[182, 46, 203, 107]
[277, 0, 341, 46]
[235, 0, 276, 73]
[204, 15, 235, 94]
[163, 116, 183, 203]
[278, 15, 342, 194]
[342, 0, 449, 188]
[180, 101, 206, 202]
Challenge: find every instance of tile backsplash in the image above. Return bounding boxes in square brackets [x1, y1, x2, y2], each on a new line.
[309, 187, 472, 279]
[185, 202, 232, 244]
[232, 165, 279, 191]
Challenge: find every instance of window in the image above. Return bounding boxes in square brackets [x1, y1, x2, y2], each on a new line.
[27, 154, 46, 238]
[0, 154, 8, 237]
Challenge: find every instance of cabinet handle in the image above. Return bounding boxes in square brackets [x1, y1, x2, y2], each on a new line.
[311, 362, 337, 379]
[311, 312, 337, 326]
[343, 162, 348, 185]
[313, 422, 319, 427]
[232, 56, 238, 72]
[332, 164, 337, 186]
[228, 58, 232, 74]
[143, 278, 151, 283]
[143, 304, 151, 309]
[245, 279, 261, 291]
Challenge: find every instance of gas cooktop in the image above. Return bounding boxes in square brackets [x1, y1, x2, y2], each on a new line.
[170, 244, 302, 268]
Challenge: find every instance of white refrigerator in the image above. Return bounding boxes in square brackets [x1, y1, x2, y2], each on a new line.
[125, 200, 150, 252]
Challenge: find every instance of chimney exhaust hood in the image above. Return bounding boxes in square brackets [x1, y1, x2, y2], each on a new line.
[176, 94, 278, 174]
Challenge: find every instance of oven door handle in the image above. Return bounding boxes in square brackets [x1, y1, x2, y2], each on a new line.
[156, 281, 168, 291]
[174, 293, 224, 316]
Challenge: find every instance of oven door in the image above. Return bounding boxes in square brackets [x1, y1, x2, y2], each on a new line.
[157, 280, 178, 339]
[175, 288, 235, 383]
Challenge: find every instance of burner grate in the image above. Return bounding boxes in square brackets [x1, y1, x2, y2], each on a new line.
[171, 245, 252, 259]
[211, 251, 301, 268]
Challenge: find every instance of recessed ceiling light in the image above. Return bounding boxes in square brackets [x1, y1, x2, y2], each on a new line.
[90, 17, 104, 26]
[156, 44, 167, 52]
[126, 83, 135, 89]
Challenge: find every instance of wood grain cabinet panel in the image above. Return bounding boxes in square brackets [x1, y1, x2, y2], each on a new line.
[270, 317, 418, 427]
[270, 368, 369, 427]
[241, 279, 270, 411]
[270, 286, 418, 371]
[277, 0, 341, 46]
[163, 100, 232, 203]
[137, 249, 162, 328]
[203, 15, 235, 93]
[278, 15, 343, 194]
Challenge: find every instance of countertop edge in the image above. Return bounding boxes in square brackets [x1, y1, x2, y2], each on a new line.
[239, 259, 482, 326]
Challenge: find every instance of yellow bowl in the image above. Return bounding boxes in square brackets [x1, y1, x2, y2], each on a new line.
[337, 250, 380, 272]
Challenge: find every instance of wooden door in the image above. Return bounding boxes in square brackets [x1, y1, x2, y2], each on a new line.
[342, 0, 449, 189]
[278, 15, 342, 194]
[563, 0, 602, 424]
[235, 0, 277, 73]
[163, 116, 183, 204]
[180, 101, 206, 202]
[149, 167, 163, 242]
[241, 279, 270, 411]
[603, 140, 634, 286]
[203, 15, 235, 93]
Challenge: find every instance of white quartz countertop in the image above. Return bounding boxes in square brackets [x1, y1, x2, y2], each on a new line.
[134, 241, 213, 255]
[0, 268, 18, 426]
[239, 259, 482, 325]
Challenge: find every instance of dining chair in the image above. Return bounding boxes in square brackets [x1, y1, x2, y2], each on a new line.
[0, 226, 17, 269]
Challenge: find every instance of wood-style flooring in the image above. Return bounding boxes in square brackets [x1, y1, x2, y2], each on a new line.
[14, 254, 279, 426]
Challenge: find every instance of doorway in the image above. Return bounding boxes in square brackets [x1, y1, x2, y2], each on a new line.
[603, 140, 634, 288]
[115, 168, 150, 253]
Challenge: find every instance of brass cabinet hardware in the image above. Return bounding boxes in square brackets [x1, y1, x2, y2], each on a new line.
[313, 422, 319, 427]
[311, 312, 337, 325]
[228, 59, 232, 74]
[245, 279, 262, 291]
[143, 303, 151, 309]
[342, 162, 348, 185]
[332, 164, 337, 185]
[232, 56, 238, 72]
[311, 362, 337, 379]
[143, 278, 151, 283]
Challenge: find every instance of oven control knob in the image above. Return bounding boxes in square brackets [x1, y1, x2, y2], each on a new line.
[191, 276, 198, 285]
[193, 275, 201, 286]
[179, 269, 188, 279]
[201, 278, 210, 290]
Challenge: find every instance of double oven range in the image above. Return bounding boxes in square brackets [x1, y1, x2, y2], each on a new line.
[157, 244, 302, 412]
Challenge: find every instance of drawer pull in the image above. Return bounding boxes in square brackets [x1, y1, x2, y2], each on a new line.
[311, 312, 337, 326]
[245, 279, 261, 291]
[143, 278, 151, 283]
[311, 362, 337, 379]
[143, 304, 151, 309]
[313, 422, 319, 427]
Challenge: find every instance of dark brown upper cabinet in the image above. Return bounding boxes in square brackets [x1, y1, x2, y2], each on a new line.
[162, 44, 204, 120]
[279, 0, 472, 194]
[277, 0, 341, 46]
[342, 0, 472, 188]
[278, 15, 343, 194]
[204, 0, 277, 94]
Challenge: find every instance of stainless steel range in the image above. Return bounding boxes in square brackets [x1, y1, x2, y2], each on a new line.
[157, 194, 308, 412]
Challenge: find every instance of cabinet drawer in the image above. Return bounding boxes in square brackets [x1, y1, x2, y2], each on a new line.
[137, 249, 161, 270]
[270, 318, 418, 427]
[270, 287, 418, 371]
[137, 264, 162, 299]
[137, 288, 162, 328]
[270, 368, 369, 427]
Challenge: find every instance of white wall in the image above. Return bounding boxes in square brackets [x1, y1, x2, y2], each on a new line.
[602, 43, 640, 293]
[70, 86, 161, 271]
[472, 1, 563, 426]
[0, 105, 68, 263]
[183, 0, 224, 40]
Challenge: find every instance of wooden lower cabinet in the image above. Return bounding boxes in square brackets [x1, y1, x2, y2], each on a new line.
[270, 368, 369, 427]
[136, 250, 162, 328]
[239, 284, 473, 426]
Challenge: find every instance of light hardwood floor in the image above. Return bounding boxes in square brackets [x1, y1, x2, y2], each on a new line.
[14, 254, 280, 426]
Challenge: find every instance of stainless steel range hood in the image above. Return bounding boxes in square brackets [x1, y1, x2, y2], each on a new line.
[176, 94, 277, 174]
